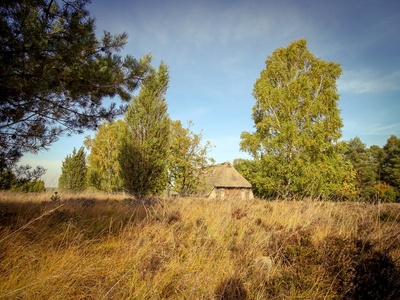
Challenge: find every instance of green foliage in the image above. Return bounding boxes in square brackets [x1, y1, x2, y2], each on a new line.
[369, 144, 385, 182]
[381, 135, 400, 199]
[0, 164, 46, 192]
[240, 39, 354, 198]
[0, 148, 22, 176]
[374, 182, 397, 202]
[0, 169, 16, 190]
[84, 120, 127, 192]
[58, 147, 87, 191]
[0, 0, 151, 158]
[12, 179, 45, 192]
[233, 159, 263, 196]
[340, 135, 400, 202]
[119, 63, 170, 198]
[167, 120, 214, 195]
[342, 137, 378, 200]
[50, 191, 60, 202]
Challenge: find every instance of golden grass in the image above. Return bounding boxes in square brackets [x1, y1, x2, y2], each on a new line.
[1, 192, 400, 299]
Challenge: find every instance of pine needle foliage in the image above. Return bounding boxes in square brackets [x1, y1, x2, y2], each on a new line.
[0, 0, 151, 160]
[58, 147, 87, 191]
[119, 63, 170, 198]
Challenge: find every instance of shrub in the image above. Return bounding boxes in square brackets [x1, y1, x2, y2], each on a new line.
[12, 179, 45, 192]
[374, 182, 397, 202]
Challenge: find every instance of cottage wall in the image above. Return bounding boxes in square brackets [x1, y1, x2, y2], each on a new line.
[209, 187, 254, 200]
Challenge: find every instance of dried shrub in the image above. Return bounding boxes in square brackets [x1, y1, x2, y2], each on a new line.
[321, 235, 400, 299]
[321, 236, 359, 296]
[232, 208, 247, 219]
[352, 251, 400, 299]
[167, 210, 181, 224]
[215, 277, 248, 300]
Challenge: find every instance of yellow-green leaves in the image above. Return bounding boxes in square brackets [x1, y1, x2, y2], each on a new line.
[241, 39, 354, 198]
[168, 120, 214, 195]
[84, 120, 127, 192]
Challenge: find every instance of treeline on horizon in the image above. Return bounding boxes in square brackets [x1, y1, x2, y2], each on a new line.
[58, 132, 400, 202]
[234, 135, 400, 202]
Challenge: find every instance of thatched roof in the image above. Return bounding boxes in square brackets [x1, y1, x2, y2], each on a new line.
[204, 162, 251, 188]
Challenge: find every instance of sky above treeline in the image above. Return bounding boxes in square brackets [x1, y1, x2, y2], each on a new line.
[21, 0, 400, 187]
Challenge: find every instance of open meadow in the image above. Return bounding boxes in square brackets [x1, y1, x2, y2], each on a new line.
[1, 191, 400, 299]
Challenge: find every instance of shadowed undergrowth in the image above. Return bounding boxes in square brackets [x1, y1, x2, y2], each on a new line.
[0, 191, 400, 299]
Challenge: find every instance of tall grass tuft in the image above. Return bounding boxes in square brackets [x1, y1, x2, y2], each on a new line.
[1, 192, 399, 299]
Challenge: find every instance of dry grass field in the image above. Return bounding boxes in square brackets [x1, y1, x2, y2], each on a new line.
[1, 191, 400, 299]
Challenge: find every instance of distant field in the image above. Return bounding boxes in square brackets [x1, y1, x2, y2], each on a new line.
[1, 191, 400, 299]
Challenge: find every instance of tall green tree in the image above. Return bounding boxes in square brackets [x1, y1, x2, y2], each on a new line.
[369, 144, 385, 182]
[168, 120, 214, 195]
[240, 39, 354, 198]
[119, 63, 170, 198]
[0, 0, 151, 166]
[84, 120, 127, 192]
[342, 137, 378, 199]
[58, 147, 87, 191]
[381, 135, 400, 199]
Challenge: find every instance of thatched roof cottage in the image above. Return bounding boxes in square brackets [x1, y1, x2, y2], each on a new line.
[199, 162, 254, 199]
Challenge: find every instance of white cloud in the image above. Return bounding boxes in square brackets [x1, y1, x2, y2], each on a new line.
[345, 121, 400, 136]
[339, 69, 400, 94]
[109, 1, 309, 51]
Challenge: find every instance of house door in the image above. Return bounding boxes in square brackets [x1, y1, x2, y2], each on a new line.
[225, 189, 241, 198]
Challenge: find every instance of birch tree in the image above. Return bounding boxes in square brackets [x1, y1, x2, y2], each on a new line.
[240, 39, 354, 198]
[84, 120, 127, 192]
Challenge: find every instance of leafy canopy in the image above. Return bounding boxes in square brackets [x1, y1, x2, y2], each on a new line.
[0, 164, 46, 192]
[342, 137, 379, 200]
[168, 120, 214, 195]
[84, 120, 127, 192]
[381, 135, 400, 200]
[240, 39, 354, 198]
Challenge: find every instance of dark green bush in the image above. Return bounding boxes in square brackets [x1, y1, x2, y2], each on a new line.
[12, 180, 45, 192]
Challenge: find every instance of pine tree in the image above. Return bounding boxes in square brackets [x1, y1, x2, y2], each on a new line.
[0, 0, 151, 166]
[342, 137, 378, 200]
[58, 147, 87, 191]
[381, 135, 400, 200]
[369, 145, 385, 182]
[119, 63, 170, 198]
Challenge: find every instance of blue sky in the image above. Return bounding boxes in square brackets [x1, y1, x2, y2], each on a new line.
[20, 0, 400, 187]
